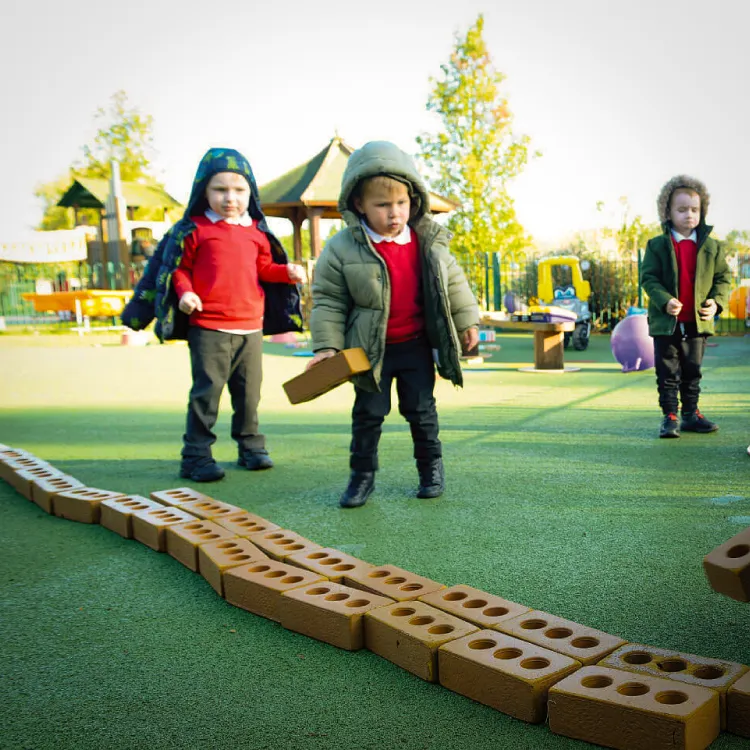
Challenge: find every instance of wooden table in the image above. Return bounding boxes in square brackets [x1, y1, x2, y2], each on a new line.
[480, 313, 577, 372]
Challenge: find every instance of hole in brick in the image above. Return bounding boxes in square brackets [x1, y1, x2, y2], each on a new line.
[228, 554, 251, 561]
[400, 583, 423, 591]
[428, 625, 455, 635]
[693, 665, 725, 680]
[285, 544, 304, 551]
[369, 570, 390, 578]
[153, 511, 169, 517]
[493, 647, 523, 660]
[617, 682, 650, 696]
[657, 658, 688, 673]
[123, 500, 140, 508]
[623, 651, 652, 665]
[520, 658, 550, 670]
[462, 599, 487, 609]
[204, 534, 219, 540]
[346, 599, 370, 608]
[213, 509, 231, 515]
[383, 577, 407, 585]
[266, 533, 284, 540]
[308, 552, 328, 560]
[332, 564, 355, 571]
[163, 515, 180, 521]
[306, 587, 331, 596]
[264, 571, 285, 578]
[276, 538, 295, 546]
[281, 576, 303, 584]
[218, 542, 238, 550]
[581, 675, 613, 689]
[194, 529, 212, 535]
[391, 608, 416, 617]
[571, 637, 600, 649]
[443, 591, 468, 601]
[320, 558, 343, 566]
[325, 593, 349, 601]
[727, 544, 750, 559]
[409, 616, 435, 626]
[655, 691, 689, 705]
[520, 619, 547, 630]
[249, 565, 271, 573]
[131, 504, 148, 511]
[483, 606, 509, 617]
[468, 639, 497, 650]
[545, 627, 573, 639]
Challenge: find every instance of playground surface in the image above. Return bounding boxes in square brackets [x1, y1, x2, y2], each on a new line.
[1, 331, 749, 750]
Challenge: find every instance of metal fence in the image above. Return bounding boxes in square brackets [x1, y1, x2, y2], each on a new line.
[1, 252, 749, 334]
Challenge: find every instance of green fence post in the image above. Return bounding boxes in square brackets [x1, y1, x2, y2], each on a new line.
[637, 248, 643, 307]
[492, 253, 501, 311]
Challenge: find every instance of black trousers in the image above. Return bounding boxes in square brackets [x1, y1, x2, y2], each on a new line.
[653, 322, 707, 415]
[182, 327, 265, 458]
[350, 338, 441, 472]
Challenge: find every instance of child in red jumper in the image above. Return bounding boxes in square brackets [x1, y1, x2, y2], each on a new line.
[641, 175, 730, 439]
[172, 152, 306, 481]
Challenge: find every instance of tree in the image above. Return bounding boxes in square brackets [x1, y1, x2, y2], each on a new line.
[34, 90, 168, 230]
[417, 15, 535, 266]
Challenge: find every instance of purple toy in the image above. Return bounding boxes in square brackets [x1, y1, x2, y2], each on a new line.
[610, 314, 654, 372]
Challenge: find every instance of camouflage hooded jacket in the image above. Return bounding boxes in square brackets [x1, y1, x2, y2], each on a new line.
[121, 148, 302, 341]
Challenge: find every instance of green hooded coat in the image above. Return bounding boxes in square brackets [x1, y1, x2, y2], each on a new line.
[309, 141, 480, 391]
[640, 175, 731, 337]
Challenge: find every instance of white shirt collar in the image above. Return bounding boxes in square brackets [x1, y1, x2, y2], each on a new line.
[205, 208, 253, 227]
[671, 228, 697, 242]
[361, 220, 412, 245]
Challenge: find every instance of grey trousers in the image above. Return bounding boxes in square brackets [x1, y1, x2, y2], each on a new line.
[182, 327, 265, 458]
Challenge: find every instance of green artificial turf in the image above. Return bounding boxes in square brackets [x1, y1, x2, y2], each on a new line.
[1, 332, 749, 750]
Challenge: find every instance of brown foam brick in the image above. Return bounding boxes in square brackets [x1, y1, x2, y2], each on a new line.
[100, 495, 165, 538]
[165, 519, 237, 571]
[198, 538, 269, 597]
[496, 610, 626, 665]
[0, 457, 55, 493]
[177, 497, 243, 521]
[224, 560, 326, 622]
[345, 564, 444, 602]
[10, 465, 63, 500]
[247, 529, 321, 561]
[279, 581, 393, 651]
[438, 629, 581, 723]
[149, 487, 216, 507]
[131, 506, 198, 551]
[0, 452, 36, 484]
[548, 664, 720, 750]
[703, 525, 750, 602]
[364, 600, 479, 682]
[54, 487, 126, 524]
[598, 642, 748, 729]
[419, 584, 530, 630]
[214, 511, 280, 538]
[285, 547, 375, 583]
[283, 347, 371, 404]
[727, 669, 750, 738]
[29, 474, 85, 514]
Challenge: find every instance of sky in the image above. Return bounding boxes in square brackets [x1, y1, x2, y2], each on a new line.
[2, 0, 748, 245]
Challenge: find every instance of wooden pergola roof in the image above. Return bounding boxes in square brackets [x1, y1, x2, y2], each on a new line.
[58, 178, 182, 212]
[259, 137, 459, 259]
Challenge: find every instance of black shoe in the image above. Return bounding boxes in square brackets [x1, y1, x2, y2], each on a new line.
[340, 471, 375, 508]
[238, 449, 274, 470]
[681, 410, 718, 433]
[417, 458, 445, 498]
[659, 413, 680, 439]
[180, 456, 225, 482]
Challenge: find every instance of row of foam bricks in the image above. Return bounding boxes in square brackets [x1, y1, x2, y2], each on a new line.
[2, 443, 749, 750]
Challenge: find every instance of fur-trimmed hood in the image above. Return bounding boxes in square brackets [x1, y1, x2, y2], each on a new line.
[656, 174, 710, 228]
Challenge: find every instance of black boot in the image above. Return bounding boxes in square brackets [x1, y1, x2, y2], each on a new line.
[680, 409, 718, 433]
[238, 449, 274, 470]
[417, 458, 444, 498]
[180, 456, 225, 482]
[340, 471, 375, 508]
[659, 413, 680, 439]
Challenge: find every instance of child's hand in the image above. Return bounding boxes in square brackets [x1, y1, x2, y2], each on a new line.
[288, 264, 307, 284]
[699, 299, 717, 320]
[178, 292, 203, 314]
[666, 298, 682, 316]
[305, 350, 336, 371]
[462, 327, 479, 353]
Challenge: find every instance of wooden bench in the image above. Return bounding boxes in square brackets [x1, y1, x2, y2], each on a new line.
[480, 313, 577, 372]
